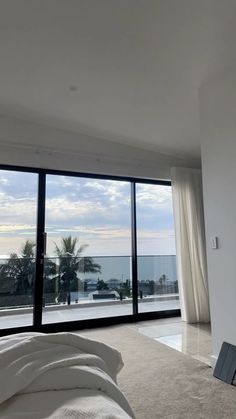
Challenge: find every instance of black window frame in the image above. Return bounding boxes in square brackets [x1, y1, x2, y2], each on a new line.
[0, 164, 180, 337]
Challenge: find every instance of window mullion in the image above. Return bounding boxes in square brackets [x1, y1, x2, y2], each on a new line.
[33, 172, 46, 329]
[131, 182, 138, 315]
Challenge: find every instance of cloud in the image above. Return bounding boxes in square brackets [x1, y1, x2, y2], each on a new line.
[0, 171, 176, 256]
[0, 177, 9, 186]
[136, 184, 173, 209]
[0, 224, 36, 233]
[45, 177, 132, 228]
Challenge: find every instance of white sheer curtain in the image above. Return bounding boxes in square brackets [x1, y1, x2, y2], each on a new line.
[171, 167, 210, 323]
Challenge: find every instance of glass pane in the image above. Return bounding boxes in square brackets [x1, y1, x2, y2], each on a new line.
[0, 170, 38, 328]
[136, 183, 179, 313]
[42, 175, 132, 323]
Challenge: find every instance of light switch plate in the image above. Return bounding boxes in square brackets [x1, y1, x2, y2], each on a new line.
[210, 236, 218, 249]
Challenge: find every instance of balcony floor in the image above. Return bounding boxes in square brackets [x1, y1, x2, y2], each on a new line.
[0, 298, 180, 328]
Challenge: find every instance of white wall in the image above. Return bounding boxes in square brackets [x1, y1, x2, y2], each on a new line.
[0, 114, 199, 180]
[200, 69, 236, 357]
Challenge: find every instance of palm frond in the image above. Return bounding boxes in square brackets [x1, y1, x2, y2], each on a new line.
[76, 244, 89, 256]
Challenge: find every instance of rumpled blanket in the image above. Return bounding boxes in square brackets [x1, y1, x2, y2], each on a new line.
[0, 332, 134, 418]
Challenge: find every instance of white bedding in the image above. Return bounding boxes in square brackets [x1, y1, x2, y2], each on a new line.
[0, 332, 134, 418]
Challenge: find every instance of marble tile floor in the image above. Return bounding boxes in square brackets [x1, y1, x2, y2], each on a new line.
[133, 317, 212, 365]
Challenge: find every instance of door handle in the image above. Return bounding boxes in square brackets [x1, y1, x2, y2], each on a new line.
[42, 232, 47, 256]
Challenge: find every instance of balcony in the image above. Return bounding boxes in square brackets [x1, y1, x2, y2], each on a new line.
[0, 255, 180, 328]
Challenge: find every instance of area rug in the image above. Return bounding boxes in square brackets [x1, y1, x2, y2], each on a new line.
[82, 324, 236, 419]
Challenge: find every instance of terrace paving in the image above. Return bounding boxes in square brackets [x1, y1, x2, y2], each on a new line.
[0, 298, 180, 328]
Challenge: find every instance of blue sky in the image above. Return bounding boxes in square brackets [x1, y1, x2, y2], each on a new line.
[0, 170, 176, 257]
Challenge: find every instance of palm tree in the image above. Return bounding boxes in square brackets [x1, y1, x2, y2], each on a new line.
[54, 236, 101, 304]
[0, 240, 57, 298]
[1, 240, 36, 295]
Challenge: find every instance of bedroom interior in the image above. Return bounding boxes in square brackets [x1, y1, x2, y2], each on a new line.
[0, 0, 236, 418]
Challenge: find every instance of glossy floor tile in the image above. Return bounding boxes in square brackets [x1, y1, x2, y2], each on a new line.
[135, 317, 212, 365]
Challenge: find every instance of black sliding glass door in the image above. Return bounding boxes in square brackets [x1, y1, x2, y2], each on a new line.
[0, 165, 179, 334]
[42, 175, 132, 324]
[0, 169, 38, 328]
[136, 183, 180, 314]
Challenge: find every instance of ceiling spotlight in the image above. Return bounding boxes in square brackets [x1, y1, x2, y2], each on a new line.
[69, 85, 78, 92]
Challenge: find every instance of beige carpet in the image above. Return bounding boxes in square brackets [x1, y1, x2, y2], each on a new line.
[82, 324, 236, 419]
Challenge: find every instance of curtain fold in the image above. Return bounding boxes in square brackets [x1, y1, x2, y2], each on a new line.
[171, 167, 210, 323]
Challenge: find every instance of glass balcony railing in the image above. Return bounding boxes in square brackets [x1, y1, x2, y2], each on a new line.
[0, 255, 180, 327]
[0, 257, 35, 310]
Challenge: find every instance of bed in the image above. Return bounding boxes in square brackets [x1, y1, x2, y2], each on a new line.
[0, 332, 134, 418]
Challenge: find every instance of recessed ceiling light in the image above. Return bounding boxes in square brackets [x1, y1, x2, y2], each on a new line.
[69, 85, 78, 92]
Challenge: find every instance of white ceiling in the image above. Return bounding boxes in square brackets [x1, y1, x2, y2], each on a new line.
[0, 0, 236, 160]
